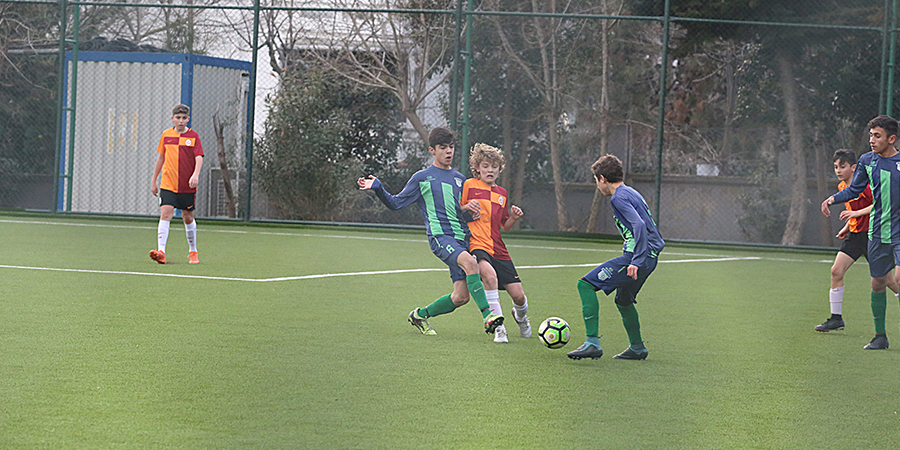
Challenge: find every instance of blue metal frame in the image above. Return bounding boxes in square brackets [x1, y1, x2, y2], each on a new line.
[57, 51, 253, 211]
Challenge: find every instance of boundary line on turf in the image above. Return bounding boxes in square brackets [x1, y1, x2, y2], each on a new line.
[0, 218, 738, 258]
[0, 257, 761, 283]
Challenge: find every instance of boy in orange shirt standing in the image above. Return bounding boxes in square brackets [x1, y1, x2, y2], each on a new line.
[816, 148, 898, 331]
[461, 143, 531, 343]
[149, 104, 204, 264]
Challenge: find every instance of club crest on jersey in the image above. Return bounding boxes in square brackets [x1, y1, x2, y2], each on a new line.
[498, 196, 505, 206]
[185, 139, 192, 146]
[455, 178, 462, 187]
[896, 161, 900, 172]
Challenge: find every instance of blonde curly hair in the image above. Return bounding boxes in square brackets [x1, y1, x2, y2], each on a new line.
[468, 143, 505, 177]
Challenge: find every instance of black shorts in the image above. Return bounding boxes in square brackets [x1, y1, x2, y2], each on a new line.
[472, 249, 521, 290]
[839, 231, 868, 261]
[159, 189, 196, 211]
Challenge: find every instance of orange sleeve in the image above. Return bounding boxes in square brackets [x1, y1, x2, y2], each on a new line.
[461, 179, 472, 206]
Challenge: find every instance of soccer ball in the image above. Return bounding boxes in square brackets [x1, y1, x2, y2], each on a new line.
[538, 317, 570, 349]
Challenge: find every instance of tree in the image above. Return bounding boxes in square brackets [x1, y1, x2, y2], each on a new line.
[254, 0, 454, 144]
[0, 3, 60, 209]
[631, 0, 883, 245]
[255, 67, 404, 220]
[484, 0, 605, 231]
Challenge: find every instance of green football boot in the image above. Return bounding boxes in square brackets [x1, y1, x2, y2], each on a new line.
[408, 309, 436, 335]
[484, 313, 504, 334]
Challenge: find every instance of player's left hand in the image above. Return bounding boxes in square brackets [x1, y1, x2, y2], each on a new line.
[838, 209, 860, 221]
[462, 199, 481, 220]
[627, 264, 639, 280]
[189, 174, 199, 189]
[510, 205, 524, 219]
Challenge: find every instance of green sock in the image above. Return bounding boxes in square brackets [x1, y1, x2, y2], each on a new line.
[872, 291, 887, 335]
[578, 279, 600, 338]
[616, 302, 643, 346]
[466, 274, 491, 318]
[419, 294, 456, 318]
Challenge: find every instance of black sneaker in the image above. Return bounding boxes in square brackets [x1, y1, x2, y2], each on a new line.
[613, 346, 649, 360]
[863, 334, 889, 350]
[567, 343, 604, 360]
[815, 317, 845, 332]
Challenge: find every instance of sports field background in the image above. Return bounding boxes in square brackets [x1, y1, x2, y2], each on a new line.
[2, 212, 900, 449]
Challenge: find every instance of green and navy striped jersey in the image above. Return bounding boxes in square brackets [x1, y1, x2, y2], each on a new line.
[611, 185, 665, 268]
[370, 165, 469, 241]
[832, 150, 900, 244]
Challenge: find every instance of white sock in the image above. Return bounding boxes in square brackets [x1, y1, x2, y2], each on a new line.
[486, 289, 503, 316]
[830, 287, 844, 315]
[513, 296, 529, 321]
[157, 220, 170, 253]
[185, 220, 197, 252]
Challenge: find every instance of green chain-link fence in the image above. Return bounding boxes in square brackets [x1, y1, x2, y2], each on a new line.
[1, 0, 896, 247]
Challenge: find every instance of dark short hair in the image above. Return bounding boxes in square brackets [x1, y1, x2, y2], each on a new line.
[591, 154, 623, 183]
[172, 104, 190, 116]
[428, 127, 455, 148]
[832, 149, 857, 166]
[868, 114, 898, 138]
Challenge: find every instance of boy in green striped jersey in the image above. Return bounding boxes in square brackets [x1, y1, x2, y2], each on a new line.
[822, 115, 900, 350]
[358, 127, 504, 336]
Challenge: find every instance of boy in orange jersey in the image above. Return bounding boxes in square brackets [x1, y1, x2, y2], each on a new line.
[815, 149, 899, 331]
[461, 143, 531, 343]
[149, 104, 204, 264]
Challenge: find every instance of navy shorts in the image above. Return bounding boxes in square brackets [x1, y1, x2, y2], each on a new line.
[472, 249, 521, 289]
[429, 234, 470, 282]
[582, 254, 658, 305]
[159, 189, 196, 211]
[838, 231, 867, 261]
[866, 240, 900, 278]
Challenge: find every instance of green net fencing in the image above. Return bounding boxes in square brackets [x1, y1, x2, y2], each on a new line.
[1, 0, 895, 247]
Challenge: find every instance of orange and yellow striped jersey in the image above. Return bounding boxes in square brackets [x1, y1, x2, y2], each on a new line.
[839, 180, 872, 234]
[461, 178, 511, 260]
[156, 127, 203, 193]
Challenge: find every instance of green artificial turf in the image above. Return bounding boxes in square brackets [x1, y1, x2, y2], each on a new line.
[2, 212, 899, 449]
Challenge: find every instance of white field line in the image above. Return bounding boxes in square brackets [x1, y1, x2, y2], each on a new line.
[0, 256, 764, 283]
[1, 218, 728, 258]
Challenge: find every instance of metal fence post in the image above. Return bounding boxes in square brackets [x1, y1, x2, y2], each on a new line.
[52, 0, 68, 213]
[244, 0, 261, 221]
[653, 0, 671, 223]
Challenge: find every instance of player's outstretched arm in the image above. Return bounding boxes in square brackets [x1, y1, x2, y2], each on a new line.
[821, 196, 835, 217]
[358, 175, 377, 190]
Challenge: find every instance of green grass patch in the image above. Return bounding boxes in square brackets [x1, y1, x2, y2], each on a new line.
[2, 213, 900, 449]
